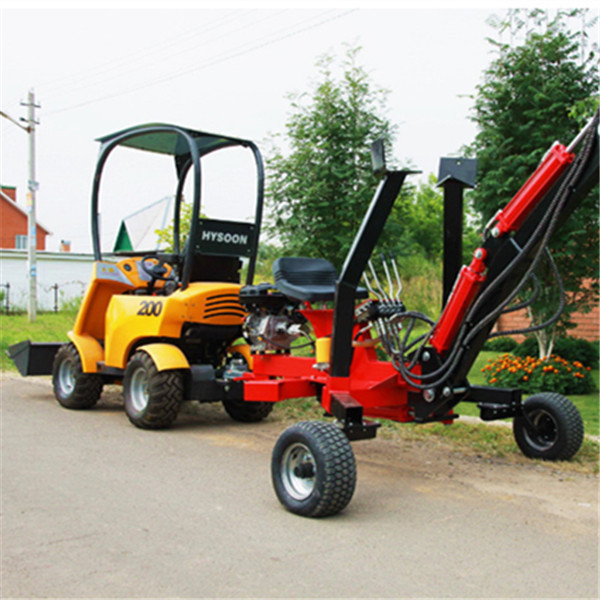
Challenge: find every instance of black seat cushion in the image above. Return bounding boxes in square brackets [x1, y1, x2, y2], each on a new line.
[272, 257, 368, 302]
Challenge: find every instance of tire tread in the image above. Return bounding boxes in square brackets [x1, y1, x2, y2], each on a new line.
[513, 392, 583, 460]
[52, 343, 103, 409]
[272, 420, 356, 518]
[124, 351, 183, 429]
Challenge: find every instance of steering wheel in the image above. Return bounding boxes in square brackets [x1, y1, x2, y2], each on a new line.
[140, 255, 173, 282]
[139, 254, 179, 294]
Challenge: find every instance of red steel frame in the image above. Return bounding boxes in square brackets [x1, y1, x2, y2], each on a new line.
[242, 305, 416, 423]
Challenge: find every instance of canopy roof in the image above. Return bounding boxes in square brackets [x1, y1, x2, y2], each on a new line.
[96, 123, 254, 157]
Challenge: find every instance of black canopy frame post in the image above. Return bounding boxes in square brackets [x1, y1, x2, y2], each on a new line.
[90, 123, 265, 290]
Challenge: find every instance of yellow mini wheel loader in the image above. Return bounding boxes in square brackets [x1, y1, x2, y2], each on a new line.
[10, 123, 269, 429]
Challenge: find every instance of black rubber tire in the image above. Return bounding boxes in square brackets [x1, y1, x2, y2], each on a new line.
[513, 392, 584, 460]
[123, 350, 183, 429]
[222, 397, 273, 423]
[52, 342, 103, 409]
[271, 421, 356, 518]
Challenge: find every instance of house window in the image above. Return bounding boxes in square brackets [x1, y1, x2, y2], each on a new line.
[15, 235, 27, 249]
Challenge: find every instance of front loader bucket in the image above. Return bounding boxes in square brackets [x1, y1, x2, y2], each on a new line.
[6, 340, 63, 376]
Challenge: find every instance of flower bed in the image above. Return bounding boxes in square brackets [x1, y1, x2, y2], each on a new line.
[481, 353, 594, 395]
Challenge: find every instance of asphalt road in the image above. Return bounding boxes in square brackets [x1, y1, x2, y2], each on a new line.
[2, 374, 598, 599]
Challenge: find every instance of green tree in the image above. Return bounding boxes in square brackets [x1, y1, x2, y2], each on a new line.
[265, 46, 396, 270]
[469, 9, 599, 357]
[155, 200, 194, 252]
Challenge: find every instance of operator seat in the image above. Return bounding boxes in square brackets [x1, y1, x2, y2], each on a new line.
[272, 257, 368, 302]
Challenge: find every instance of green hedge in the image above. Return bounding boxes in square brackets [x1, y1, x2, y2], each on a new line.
[513, 336, 599, 368]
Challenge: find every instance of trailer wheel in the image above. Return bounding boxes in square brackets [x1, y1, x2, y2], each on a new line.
[222, 397, 273, 423]
[52, 343, 103, 409]
[513, 393, 583, 460]
[271, 421, 356, 518]
[123, 351, 183, 429]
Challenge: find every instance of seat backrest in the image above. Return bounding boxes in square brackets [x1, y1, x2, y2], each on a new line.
[272, 257, 338, 302]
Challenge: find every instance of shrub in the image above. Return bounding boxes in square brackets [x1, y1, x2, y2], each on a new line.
[553, 337, 599, 368]
[481, 353, 595, 395]
[514, 336, 599, 368]
[483, 336, 519, 353]
[513, 337, 538, 359]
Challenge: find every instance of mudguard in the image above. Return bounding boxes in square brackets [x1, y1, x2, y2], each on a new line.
[136, 343, 190, 371]
[68, 332, 104, 373]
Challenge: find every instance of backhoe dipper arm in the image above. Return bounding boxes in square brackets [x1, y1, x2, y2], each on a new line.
[429, 113, 599, 387]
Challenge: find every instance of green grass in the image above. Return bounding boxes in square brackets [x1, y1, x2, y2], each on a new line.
[0, 311, 76, 371]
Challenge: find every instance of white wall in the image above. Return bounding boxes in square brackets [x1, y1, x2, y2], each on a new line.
[0, 250, 95, 311]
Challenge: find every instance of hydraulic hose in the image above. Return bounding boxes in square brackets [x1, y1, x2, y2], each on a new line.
[391, 110, 598, 390]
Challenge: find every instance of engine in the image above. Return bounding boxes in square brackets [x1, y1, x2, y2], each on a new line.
[239, 283, 309, 352]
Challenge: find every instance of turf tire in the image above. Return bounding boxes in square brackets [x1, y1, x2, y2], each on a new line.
[271, 420, 356, 518]
[513, 392, 584, 460]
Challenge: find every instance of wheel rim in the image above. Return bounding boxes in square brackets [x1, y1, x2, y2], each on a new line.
[281, 442, 317, 501]
[58, 358, 76, 394]
[523, 409, 558, 451]
[129, 367, 150, 412]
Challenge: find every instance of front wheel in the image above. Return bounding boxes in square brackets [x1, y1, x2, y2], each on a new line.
[52, 343, 103, 409]
[271, 421, 356, 518]
[513, 393, 584, 460]
[123, 351, 183, 429]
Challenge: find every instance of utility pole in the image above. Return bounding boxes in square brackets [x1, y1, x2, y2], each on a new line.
[21, 89, 40, 322]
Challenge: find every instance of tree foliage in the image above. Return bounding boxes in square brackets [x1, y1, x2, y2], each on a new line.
[155, 200, 194, 252]
[469, 9, 599, 356]
[265, 46, 396, 270]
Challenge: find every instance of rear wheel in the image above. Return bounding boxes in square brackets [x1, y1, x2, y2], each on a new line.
[513, 393, 584, 460]
[271, 421, 356, 518]
[52, 343, 103, 409]
[123, 351, 183, 429]
[222, 397, 273, 423]
[221, 352, 273, 423]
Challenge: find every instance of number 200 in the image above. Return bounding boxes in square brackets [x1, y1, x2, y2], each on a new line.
[137, 300, 163, 317]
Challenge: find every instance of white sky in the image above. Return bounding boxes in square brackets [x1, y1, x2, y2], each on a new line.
[1, 2, 595, 252]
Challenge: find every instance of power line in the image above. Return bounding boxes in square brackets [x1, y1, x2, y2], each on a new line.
[33, 10, 254, 97]
[42, 10, 357, 117]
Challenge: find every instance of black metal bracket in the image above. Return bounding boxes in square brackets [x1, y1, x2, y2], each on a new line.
[465, 385, 523, 421]
[437, 157, 477, 308]
[188, 364, 244, 402]
[330, 392, 380, 441]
